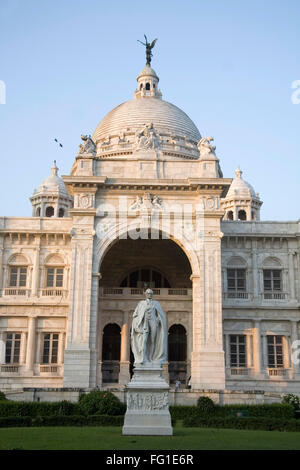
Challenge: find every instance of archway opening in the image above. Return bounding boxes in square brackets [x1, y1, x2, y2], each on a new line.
[238, 209, 247, 221]
[46, 206, 54, 217]
[101, 323, 121, 383]
[168, 324, 187, 384]
[98, 233, 193, 386]
[100, 235, 192, 289]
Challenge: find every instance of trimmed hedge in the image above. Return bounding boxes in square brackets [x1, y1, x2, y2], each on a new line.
[0, 414, 124, 428]
[0, 401, 81, 417]
[183, 415, 300, 432]
[170, 403, 294, 420]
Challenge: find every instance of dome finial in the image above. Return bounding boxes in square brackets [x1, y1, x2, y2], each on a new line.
[235, 166, 242, 179]
[137, 35, 158, 66]
[51, 160, 59, 176]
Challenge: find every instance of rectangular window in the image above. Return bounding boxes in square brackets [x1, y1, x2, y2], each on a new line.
[227, 269, 246, 291]
[9, 267, 27, 287]
[46, 268, 64, 288]
[5, 333, 21, 364]
[230, 335, 247, 367]
[263, 270, 282, 291]
[267, 335, 284, 368]
[42, 333, 59, 364]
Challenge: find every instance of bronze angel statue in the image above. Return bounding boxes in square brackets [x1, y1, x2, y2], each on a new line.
[137, 35, 158, 66]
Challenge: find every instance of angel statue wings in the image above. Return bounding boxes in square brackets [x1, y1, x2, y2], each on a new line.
[137, 35, 158, 66]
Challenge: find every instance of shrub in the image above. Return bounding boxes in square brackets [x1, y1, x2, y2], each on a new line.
[0, 414, 125, 428]
[169, 403, 294, 420]
[0, 391, 6, 401]
[282, 394, 300, 412]
[0, 401, 81, 418]
[183, 415, 300, 432]
[196, 397, 215, 413]
[79, 391, 126, 416]
[0, 416, 32, 427]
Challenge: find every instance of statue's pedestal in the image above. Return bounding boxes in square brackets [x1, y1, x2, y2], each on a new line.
[122, 365, 173, 436]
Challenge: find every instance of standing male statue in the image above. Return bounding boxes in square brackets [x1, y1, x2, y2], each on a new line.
[131, 288, 167, 365]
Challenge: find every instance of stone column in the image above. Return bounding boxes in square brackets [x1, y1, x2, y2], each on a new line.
[225, 334, 230, 368]
[63, 204, 97, 388]
[41, 202, 45, 218]
[252, 243, 259, 301]
[246, 334, 252, 369]
[288, 251, 296, 301]
[26, 316, 36, 373]
[262, 334, 268, 369]
[291, 321, 300, 377]
[36, 331, 42, 364]
[97, 322, 104, 388]
[58, 333, 65, 365]
[31, 241, 40, 297]
[19, 332, 27, 365]
[119, 312, 131, 386]
[190, 229, 225, 390]
[0, 331, 5, 364]
[253, 320, 263, 377]
[0, 236, 4, 294]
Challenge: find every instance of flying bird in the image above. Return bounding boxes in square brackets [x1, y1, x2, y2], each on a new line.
[54, 138, 63, 148]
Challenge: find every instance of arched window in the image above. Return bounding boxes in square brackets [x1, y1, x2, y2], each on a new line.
[102, 323, 121, 383]
[140, 83, 143, 90]
[238, 209, 247, 221]
[36, 207, 41, 217]
[120, 268, 171, 288]
[44, 254, 65, 292]
[45, 206, 54, 217]
[145, 82, 150, 90]
[7, 254, 29, 292]
[227, 210, 234, 220]
[262, 257, 283, 297]
[168, 324, 187, 384]
[58, 208, 65, 218]
[226, 256, 247, 297]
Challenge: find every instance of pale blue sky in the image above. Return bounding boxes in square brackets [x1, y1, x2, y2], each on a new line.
[0, 0, 299, 219]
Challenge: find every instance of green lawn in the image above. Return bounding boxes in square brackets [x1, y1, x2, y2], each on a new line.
[1, 426, 300, 450]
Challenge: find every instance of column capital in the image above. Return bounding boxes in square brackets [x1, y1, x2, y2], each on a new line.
[190, 274, 200, 281]
[92, 272, 102, 279]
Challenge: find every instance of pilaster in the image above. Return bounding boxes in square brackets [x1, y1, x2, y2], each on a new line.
[63, 195, 97, 387]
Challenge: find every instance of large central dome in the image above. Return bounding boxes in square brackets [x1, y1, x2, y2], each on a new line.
[92, 65, 201, 157]
[93, 97, 201, 143]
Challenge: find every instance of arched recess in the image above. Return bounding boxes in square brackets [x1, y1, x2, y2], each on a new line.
[168, 324, 187, 384]
[101, 323, 121, 383]
[119, 266, 171, 288]
[95, 223, 197, 386]
[262, 256, 282, 268]
[95, 223, 200, 279]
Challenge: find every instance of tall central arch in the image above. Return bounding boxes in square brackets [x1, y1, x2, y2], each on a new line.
[96, 229, 194, 387]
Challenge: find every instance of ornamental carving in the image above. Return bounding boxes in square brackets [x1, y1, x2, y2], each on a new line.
[135, 123, 162, 151]
[77, 193, 93, 209]
[197, 136, 216, 156]
[127, 392, 169, 411]
[130, 193, 163, 212]
[78, 134, 96, 155]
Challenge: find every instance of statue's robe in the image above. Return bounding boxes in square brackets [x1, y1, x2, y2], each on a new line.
[131, 299, 167, 365]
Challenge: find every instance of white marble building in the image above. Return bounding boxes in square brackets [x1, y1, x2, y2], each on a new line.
[0, 61, 299, 399]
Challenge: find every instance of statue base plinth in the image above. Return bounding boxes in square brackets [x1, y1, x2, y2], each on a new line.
[122, 364, 173, 436]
